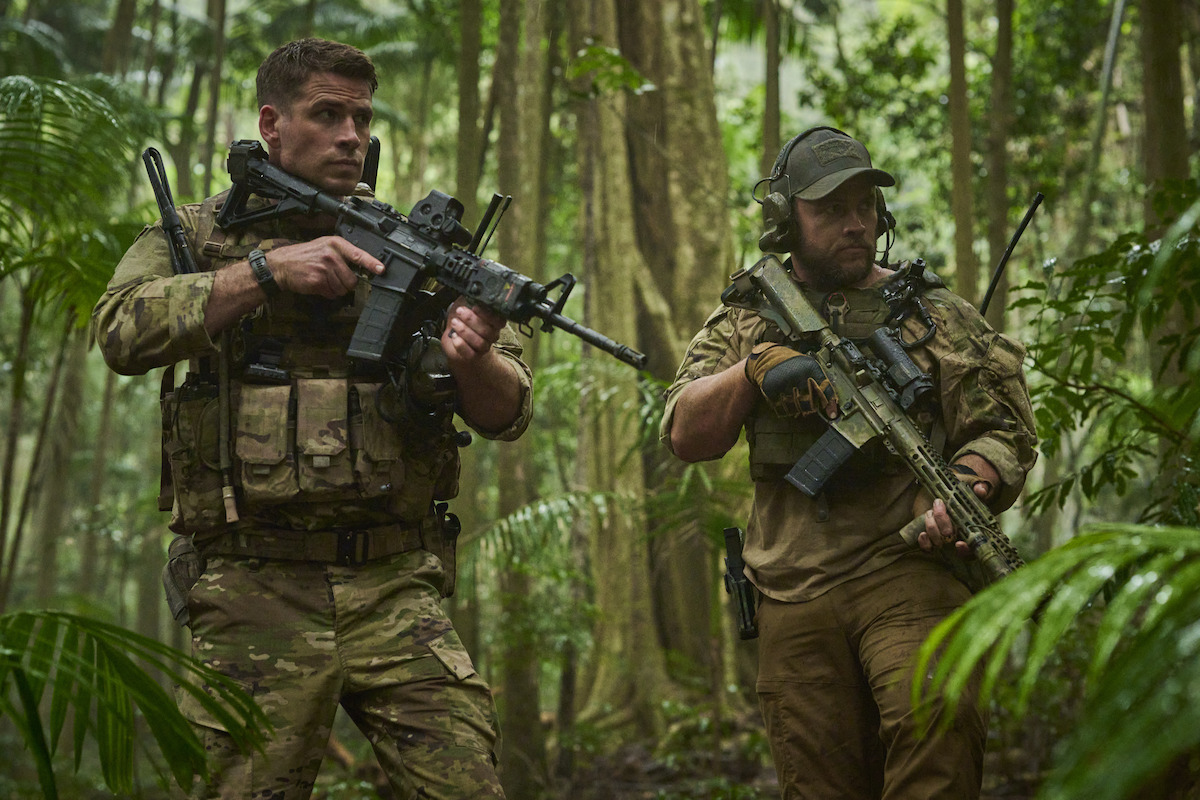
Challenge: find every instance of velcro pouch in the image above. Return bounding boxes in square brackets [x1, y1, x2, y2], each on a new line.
[296, 378, 355, 496]
[235, 383, 297, 506]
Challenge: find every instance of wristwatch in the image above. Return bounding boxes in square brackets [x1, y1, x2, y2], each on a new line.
[247, 249, 280, 298]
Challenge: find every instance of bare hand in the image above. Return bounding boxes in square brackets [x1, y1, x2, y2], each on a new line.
[911, 480, 991, 558]
[266, 236, 383, 298]
[442, 298, 505, 364]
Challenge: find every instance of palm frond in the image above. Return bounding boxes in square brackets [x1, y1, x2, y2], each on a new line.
[0, 610, 270, 797]
[914, 524, 1200, 800]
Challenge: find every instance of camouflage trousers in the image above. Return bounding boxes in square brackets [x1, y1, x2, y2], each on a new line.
[177, 547, 505, 800]
[755, 556, 986, 800]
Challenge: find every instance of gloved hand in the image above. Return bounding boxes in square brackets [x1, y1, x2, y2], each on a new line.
[744, 342, 838, 419]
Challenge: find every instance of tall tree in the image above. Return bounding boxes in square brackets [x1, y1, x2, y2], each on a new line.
[494, 0, 551, 790]
[616, 0, 733, 690]
[984, 0, 1014, 330]
[569, 0, 669, 736]
[947, 0, 979, 303]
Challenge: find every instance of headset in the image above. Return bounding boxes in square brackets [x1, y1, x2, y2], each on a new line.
[755, 126, 895, 259]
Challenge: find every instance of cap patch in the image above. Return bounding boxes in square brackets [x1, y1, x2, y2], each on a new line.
[813, 138, 862, 165]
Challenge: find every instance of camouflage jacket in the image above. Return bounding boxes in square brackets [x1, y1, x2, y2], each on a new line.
[660, 260, 1037, 602]
[92, 190, 533, 535]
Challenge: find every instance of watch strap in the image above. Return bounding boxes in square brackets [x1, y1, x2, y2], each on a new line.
[248, 249, 280, 298]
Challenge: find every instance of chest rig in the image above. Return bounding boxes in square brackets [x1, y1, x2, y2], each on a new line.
[159, 191, 462, 535]
[745, 260, 942, 486]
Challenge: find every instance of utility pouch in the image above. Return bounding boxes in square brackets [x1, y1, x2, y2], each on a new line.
[161, 534, 206, 627]
[350, 382, 406, 497]
[295, 378, 356, 497]
[163, 378, 226, 532]
[235, 383, 298, 506]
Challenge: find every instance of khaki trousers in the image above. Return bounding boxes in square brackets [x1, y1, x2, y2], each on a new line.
[756, 556, 986, 800]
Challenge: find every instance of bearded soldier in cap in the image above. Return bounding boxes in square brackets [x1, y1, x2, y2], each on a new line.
[660, 127, 1037, 799]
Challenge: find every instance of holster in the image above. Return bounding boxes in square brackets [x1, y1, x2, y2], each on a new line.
[162, 534, 206, 627]
[429, 501, 461, 598]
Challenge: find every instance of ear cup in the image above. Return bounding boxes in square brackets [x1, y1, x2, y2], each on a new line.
[758, 191, 798, 252]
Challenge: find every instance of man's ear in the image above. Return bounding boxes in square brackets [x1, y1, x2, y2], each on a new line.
[259, 105, 282, 149]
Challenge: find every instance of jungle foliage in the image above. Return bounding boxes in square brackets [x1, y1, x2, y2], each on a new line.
[0, 0, 1198, 797]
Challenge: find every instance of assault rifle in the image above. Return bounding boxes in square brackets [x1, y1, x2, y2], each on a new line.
[216, 140, 647, 370]
[721, 256, 1024, 590]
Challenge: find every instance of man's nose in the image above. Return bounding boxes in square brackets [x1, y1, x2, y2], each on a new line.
[335, 117, 362, 146]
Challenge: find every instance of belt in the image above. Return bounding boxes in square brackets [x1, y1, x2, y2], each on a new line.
[199, 522, 428, 566]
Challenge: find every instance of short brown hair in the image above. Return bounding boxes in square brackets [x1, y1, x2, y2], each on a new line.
[256, 38, 378, 109]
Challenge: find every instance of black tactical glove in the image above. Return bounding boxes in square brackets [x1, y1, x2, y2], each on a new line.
[744, 342, 838, 418]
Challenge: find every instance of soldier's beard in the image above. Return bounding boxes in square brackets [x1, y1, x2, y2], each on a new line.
[796, 239, 876, 292]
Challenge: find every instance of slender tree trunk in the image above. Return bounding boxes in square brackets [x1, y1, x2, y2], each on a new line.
[947, 0, 978, 303]
[33, 331, 88, 604]
[0, 284, 37, 613]
[984, 0, 1014, 330]
[200, 0, 226, 198]
[447, 0, 487, 664]
[101, 0, 138, 78]
[616, 0, 732, 691]
[79, 370, 118, 599]
[761, 0, 781, 180]
[1140, 0, 1190, 236]
[494, 0, 549, 791]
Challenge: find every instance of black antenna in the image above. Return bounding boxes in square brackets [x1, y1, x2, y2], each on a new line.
[980, 192, 1044, 316]
[467, 193, 512, 256]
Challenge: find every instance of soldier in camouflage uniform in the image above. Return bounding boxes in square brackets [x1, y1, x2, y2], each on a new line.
[92, 38, 529, 799]
[660, 127, 1037, 799]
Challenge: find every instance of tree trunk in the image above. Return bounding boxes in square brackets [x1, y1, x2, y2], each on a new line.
[615, 0, 732, 692]
[494, 0, 551, 790]
[761, 0, 781, 180]
[0, 285, 37, 613]
[33, 331, 88, 604]
[984, 0, 1014, 330]
[947, 0, 978, 304]
[101, 0, 138, 78]
[200, 0, 226, 198]
[79, 369, 118, 600]
[570, 0, 669, 737]
[1140, 0, 1190, 236]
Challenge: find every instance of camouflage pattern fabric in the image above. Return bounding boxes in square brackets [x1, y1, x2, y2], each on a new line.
[659, 259, 1037, 603]
[92, 191, 533, 535]
[179, 549, 504, 799]
[92, 188, 529, 797]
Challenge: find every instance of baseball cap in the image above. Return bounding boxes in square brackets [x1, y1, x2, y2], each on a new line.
[769, 128, 895, 201]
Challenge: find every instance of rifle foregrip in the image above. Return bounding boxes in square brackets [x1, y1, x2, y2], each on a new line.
[348, 287, 404, 362]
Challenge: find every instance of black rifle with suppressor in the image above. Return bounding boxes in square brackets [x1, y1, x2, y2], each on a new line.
[722, 257, 1025, 591]
[215, 140, 647, 370]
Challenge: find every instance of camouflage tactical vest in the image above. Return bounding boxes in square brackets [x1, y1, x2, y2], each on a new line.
[161, 191, 460, 534]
